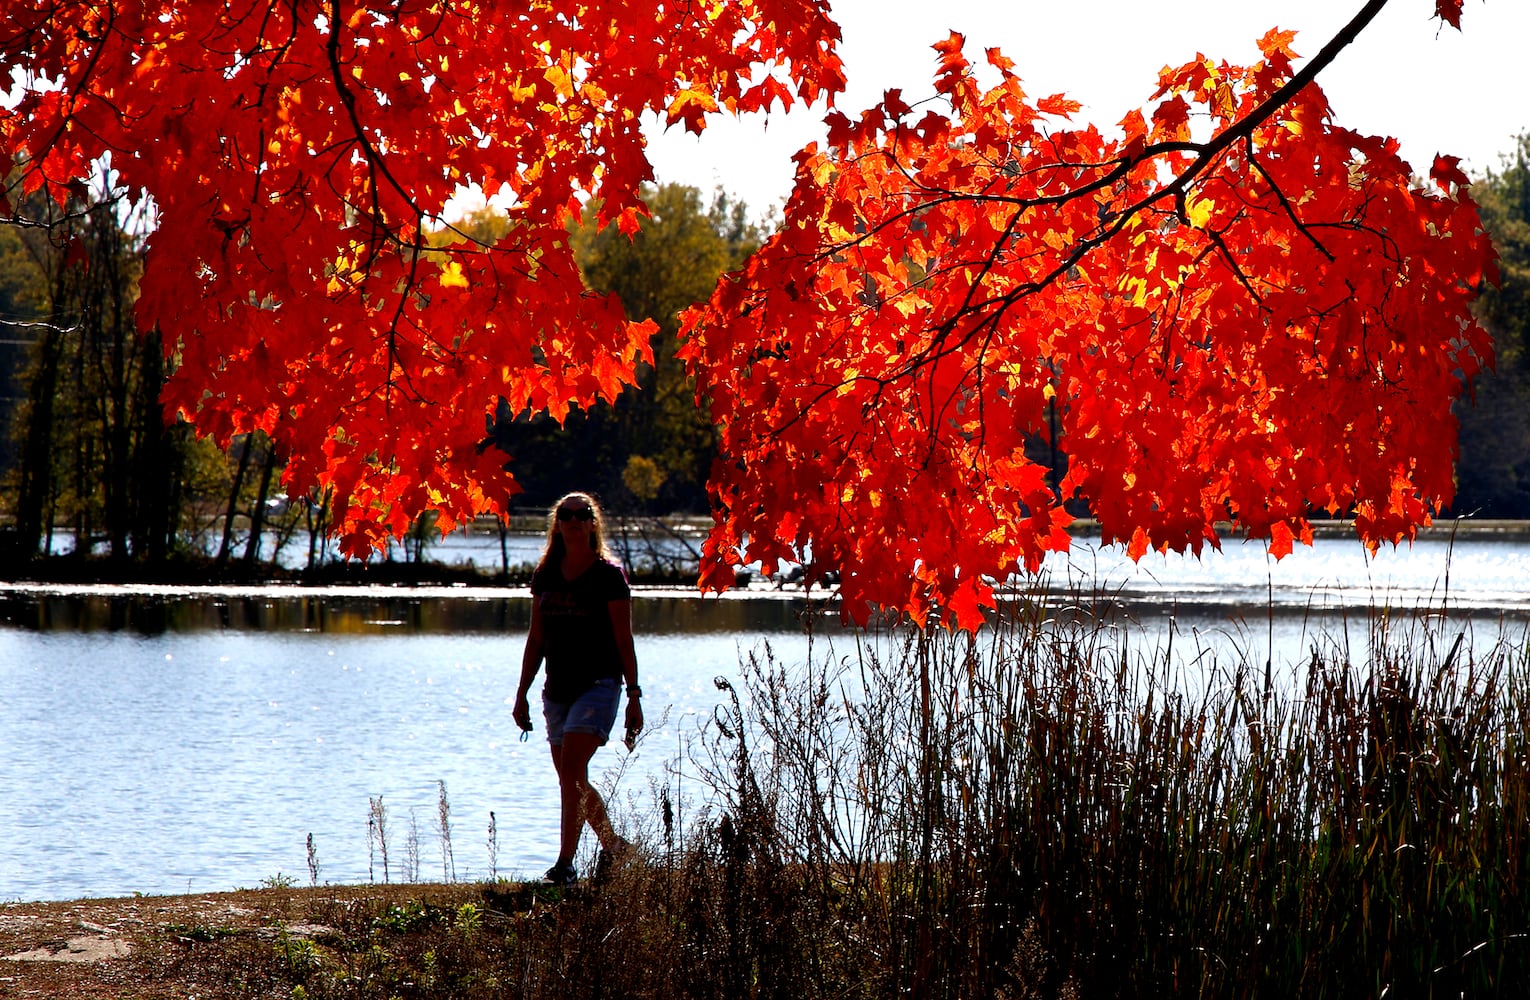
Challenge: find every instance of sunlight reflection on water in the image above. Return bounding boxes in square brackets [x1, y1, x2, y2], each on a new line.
[0, 619, 833, 902]
[2, 532, 1528, 902]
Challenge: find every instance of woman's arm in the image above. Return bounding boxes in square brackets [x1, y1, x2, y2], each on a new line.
[512, 597, 544, 732]
[609, 598, 643, 743]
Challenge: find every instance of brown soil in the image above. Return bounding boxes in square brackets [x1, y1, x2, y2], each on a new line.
[0, 883, 482, 999]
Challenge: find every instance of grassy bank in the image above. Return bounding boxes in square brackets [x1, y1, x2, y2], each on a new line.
[28, 606, 1530, 998]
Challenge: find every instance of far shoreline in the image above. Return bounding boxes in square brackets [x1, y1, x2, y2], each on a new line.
[1, 516, 1526, 597]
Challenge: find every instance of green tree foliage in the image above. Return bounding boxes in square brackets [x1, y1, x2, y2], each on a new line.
[1455, 134, 1530, 517]
[0, 220, 46, 474]
[486, 183, 763, 513]
[1475, 134, 1530, 361]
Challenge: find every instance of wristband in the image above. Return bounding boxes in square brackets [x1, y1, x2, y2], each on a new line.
[626, 685, 642, 698]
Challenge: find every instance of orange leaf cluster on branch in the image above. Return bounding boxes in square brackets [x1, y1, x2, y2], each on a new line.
[1, 0, 843, 553]
[681, 24, 1495, 630]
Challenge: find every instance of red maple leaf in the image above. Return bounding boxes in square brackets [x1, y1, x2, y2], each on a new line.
[1431, 153, 1471, 191]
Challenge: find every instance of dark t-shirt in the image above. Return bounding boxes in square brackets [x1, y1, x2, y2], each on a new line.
[530, 558, 631, 703]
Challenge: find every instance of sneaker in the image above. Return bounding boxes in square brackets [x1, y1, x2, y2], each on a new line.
[541, 861, 578, 887]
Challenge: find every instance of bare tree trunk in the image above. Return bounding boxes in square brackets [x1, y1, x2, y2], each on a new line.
[130, 328, 181, 562]
[12, 286, 68, 556]
[243, 435, 277, 565]
[216, 435, 253, 567]
[94, 211, 133, 561]
[305, 488, 331, 572]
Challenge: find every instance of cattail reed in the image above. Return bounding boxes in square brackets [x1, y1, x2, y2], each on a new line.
[305, 832, 320, 888]
[438, 779, 456, 883]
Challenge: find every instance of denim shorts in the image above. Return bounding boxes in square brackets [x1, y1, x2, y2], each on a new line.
[543, 677, 621, 746]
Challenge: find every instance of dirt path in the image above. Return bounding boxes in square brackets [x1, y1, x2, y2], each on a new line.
[0, 883, 481, 999]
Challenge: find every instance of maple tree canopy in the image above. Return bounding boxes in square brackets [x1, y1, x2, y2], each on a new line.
[1, 0, 1499, 629]
[680, 0, 1495, 627]
[0, 0, 843, 557]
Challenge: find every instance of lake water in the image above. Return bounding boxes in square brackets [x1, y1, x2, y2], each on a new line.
[3, 529, 1528, 903]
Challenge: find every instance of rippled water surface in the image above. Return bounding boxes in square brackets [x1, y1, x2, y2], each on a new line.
[0, 611, 838, 902]
[3, 531, 1528, 902]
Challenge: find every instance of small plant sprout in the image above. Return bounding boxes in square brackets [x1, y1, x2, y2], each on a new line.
[368, 795, 390, 884]
[405, 809, 422, 883]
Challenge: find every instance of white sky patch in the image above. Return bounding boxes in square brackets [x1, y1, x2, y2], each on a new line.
[641, 0, 1530, 216]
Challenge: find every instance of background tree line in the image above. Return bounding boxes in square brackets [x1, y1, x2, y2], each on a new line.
[1455, 132, 1530, 516]
[471, 182, 764, 516]
[2, 140, 1528, 574]
[0, 181, 761, 570]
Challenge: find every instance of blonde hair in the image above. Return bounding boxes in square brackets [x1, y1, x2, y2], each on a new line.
[536, 491, 616, 573]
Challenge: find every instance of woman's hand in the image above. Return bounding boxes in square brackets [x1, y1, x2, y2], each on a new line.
[515, 596, 543, 734]
[623, 695, 644, 748]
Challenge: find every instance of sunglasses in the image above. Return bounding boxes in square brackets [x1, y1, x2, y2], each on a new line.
[556, 506, 595, 522]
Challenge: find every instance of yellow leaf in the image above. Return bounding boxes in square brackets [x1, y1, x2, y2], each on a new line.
[438, 262, 470, 289]
[1213, 82, 1235, 118]
[1185, 192, 1213, 230]
[810, 154, 833, 187]
[545, 64, 574, 96]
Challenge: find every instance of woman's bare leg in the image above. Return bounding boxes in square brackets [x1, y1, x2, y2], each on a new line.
[550, 732, 616, 865]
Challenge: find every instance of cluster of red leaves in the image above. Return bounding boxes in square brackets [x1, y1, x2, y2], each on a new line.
[1, 0, 1497, 631]
[1, 0, 842, 555]
[681, 27, 1496, 629]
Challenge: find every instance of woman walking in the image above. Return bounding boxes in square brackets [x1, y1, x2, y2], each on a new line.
[513, 492, 643, 885]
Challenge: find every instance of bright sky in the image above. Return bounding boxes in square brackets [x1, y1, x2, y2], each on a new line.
[642, 0, 1530, 216]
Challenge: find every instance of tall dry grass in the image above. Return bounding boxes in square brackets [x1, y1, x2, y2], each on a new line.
[176, 604, 1529, 999]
